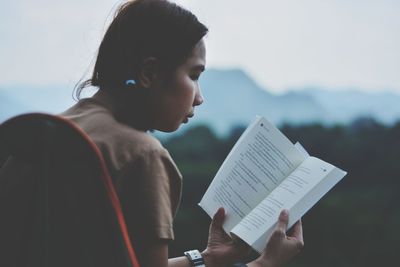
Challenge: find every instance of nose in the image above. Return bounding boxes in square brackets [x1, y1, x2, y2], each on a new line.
[193, 85, 204, 106]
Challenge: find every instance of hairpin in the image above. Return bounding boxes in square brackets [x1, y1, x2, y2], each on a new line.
[125, 79, 137, 86]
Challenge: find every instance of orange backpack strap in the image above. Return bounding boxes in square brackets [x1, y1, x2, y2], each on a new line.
[0, 113, 140, 267]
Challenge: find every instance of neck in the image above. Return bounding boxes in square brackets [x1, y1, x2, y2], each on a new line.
[93, 89, 154, 132]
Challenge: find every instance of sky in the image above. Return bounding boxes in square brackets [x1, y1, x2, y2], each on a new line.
[1, 0, 399, 94]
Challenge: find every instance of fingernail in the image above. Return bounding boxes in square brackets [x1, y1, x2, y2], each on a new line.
[282, 209, 289, 217]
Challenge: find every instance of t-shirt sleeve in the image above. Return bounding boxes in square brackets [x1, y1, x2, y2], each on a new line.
[115, 148, 182, 241]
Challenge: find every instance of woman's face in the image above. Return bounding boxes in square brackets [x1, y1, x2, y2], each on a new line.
[152, 39, 206, 132]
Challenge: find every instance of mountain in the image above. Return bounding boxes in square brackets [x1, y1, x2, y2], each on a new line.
[300, 87, 400, 124]
[0, 85, 76, 122]
[191, 69, 400, 134]
[1, 69, 400, 135]
[193, 69, 328, 134]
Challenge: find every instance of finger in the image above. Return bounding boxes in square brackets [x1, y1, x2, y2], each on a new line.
[287, 218, 300, 235]
[232, 233, 250, 248]
[276, 209, 289, 232]
[210, 207, 225, 231]
[290, 219, 303, 243]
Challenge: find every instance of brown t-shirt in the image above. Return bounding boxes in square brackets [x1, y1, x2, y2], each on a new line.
[60, 91, 182, 243]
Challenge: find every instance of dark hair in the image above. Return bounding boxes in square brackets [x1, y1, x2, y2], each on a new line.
[76, 0, 208, 98]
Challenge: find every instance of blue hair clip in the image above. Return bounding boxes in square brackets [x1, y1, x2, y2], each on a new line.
[125, 79, 136, 86]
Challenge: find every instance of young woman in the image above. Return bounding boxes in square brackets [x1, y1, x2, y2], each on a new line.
[61, 1, 304, 267]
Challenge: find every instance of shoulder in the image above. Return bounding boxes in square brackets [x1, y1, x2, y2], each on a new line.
[120, 131, 181, 183]
[61, 99, 171, 169]
[91, 119, 173, 173]
[104, 122, 166, 158]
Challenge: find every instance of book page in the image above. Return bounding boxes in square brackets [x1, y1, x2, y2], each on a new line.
[294, 142, 309, 157]
[231, 156, 346, 253]
[199, 116, 306, 233]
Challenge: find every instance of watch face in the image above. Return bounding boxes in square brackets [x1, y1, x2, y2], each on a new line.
[184, 250, 205, 266]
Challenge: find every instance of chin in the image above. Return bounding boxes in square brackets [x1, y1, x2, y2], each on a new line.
[156, 123, 181, 133]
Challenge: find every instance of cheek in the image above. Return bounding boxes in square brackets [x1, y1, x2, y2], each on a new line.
[181, 89, 196, 108]
[165, 74, 196, 109]
[180, 80, 197, 102]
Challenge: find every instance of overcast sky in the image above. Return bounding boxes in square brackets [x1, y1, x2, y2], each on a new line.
[1, 0, 399, 93]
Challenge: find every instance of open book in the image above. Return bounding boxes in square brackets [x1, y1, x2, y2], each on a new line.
[198, 116, 347, 253]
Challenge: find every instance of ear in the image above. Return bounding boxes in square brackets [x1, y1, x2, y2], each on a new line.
[137, 57, 159, 88]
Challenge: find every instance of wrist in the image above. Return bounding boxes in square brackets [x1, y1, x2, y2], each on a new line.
[251, 257, 275, 267]
[201, 249, 215, 267]
[201, 249, 227, 267]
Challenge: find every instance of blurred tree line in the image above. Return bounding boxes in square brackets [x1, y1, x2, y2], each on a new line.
[163, 118, 400, 267]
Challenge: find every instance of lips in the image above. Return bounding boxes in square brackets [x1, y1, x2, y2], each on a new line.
[183, 113, 194, 124]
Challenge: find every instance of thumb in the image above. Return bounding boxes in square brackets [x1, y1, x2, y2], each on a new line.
[276, 209, 289, 232]
[210, 207, 225, 231]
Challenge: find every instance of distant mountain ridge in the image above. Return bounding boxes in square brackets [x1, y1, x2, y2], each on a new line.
[1, 68, 400, 135]
[192, 69, 400, 134]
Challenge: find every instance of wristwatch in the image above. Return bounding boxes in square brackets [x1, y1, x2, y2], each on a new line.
[184, 249, 206, 267]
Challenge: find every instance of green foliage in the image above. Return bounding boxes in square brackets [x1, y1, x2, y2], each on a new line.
[163, 120, 400, 266]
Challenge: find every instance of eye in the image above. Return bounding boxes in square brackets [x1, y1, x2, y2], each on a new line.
[190, 73, 201, 81]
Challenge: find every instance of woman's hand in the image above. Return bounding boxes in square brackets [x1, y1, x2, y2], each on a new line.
[249, 209, 304, 267]
[201, 207, 252, 267]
